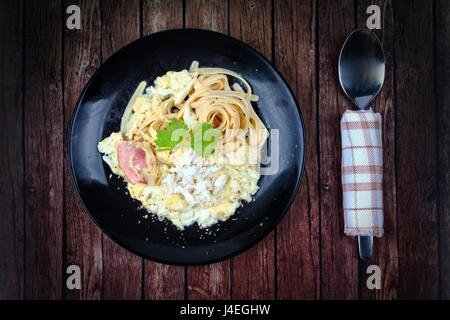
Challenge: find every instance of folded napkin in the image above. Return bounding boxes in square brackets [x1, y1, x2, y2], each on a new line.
[341, 110, 384, 237]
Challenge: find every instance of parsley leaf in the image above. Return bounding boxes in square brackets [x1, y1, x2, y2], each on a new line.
[190, 123, 221, 157]
[155, 118, 189, 151]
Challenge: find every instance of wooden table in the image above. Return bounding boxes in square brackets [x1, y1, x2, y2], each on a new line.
[1, 0, 448, 300]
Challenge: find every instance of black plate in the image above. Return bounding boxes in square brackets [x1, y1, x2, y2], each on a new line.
[70, 29, 305, 265]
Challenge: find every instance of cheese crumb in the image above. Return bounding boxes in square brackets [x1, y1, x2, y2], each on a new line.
[161, 149, 224, 206]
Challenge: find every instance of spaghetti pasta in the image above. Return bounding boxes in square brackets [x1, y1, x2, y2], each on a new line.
[123, 61, 268, 151]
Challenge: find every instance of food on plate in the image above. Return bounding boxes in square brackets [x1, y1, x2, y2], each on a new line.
[97, 61, 268, 229]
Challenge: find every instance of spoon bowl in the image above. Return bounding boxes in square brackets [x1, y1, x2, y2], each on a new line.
[339, 28, 385, 110]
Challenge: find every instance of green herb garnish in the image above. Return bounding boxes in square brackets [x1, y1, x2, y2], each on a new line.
[190, 122, 221, 157]
[154, 118, 189, 151]
[155, 119, 220, 156]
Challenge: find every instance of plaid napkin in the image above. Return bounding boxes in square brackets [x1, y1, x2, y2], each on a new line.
[341, 110, 384, 238]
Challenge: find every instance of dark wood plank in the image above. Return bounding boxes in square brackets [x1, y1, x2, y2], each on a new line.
[188, 262, 230, 299]
[101, 0, 142, 299]
[186, 0, 228, 33]
[0, 0, 24, 300]
[394, 0, 439, 299]
[274, 0, 321, 300]
[24, 0, 63, 299]
[229, 0, 275, 299]
[142, 0, 185, 300]
[318, 0, 359, 299]
[435, 0, 450, 300]
[185, 0, 231, 300]
[143, 0, 183, 34]
[63, 0, 103, 300]
[356, 0, 399, 300]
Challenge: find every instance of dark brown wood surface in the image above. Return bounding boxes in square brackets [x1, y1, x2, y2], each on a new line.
[436, 0, 450, 300]
[24, 0, 64, 299]
[0, 0, 448, 300]
[275, 0, 320, 300]
[394, 0, 439, 299]
[63, 0, 103, 300]
[357, 0, 398, 300]
[318, 0, 359, 299]
[0, 0, 24, 300]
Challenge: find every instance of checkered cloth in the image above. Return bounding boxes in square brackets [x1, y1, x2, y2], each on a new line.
[341, 110, 384, 237]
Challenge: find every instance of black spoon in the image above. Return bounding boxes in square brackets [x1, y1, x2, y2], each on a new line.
[338, 28, 385, 259]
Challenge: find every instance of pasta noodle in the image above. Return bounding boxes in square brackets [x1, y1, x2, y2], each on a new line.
[123, 61, 268, 153]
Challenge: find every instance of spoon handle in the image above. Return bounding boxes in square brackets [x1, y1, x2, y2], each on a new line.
[358, 236, 373, 260]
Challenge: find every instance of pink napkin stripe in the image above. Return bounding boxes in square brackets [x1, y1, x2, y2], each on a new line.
[345, 226, 383, 233]
[342, 182, 383, 191]
[341, 121, 381, 130]
[342, 165, 382, 174]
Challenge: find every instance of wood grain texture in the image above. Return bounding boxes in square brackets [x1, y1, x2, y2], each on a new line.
[24, 0, 63, 299]
[394, 0, 439, 299]
[143, 0, 183, 35]
[229, 0, 275, 299]
[357, 0, 399, 300]
[435, 0, 450, 300]
[63, 0, 103, 300]
[275, 0, 321, 300]
[188, 262, 231, 299]
[142, 0, 185, 300]
[185, 0, 231, 300]
[186, 0, 228, 33]
[101, 0, 142, 299]
[318, 0, 359, 299]
[0, 0, 24, 300]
